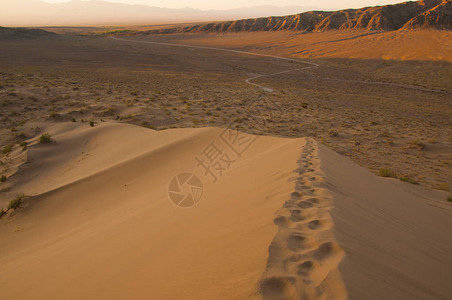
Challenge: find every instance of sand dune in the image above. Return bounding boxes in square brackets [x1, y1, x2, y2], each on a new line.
[0, 122, 451, 299]
[0, 122, 307, 299]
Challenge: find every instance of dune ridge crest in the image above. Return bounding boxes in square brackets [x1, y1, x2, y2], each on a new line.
[260, 138, 346, 299]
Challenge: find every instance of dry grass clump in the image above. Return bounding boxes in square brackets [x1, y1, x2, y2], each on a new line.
[7, 193, 25, 210]
[379, 168, 397, 178]
[399, 176, 419, 185]
[328, 130, 339, 137]
[39, 133, 52, 143]
[2, 144, 14, 155]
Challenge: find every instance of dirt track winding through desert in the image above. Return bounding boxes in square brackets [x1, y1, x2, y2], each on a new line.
[110, 36, 319, 93]
[110, 36, 446, 94]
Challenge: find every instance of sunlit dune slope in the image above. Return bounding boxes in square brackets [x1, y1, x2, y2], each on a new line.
[0, 122, 450, 299]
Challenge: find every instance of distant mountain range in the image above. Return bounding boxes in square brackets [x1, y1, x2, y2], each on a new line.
[130, 0, 451, 34]
[1, 0, 320, 26]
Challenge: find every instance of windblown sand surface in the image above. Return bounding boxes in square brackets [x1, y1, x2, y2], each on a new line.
[1, 122, 450, 299]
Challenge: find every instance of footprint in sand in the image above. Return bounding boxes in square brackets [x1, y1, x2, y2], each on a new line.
[308, 219, 333, 231]
[291, 191, 302, 200]
[297, 201, 315, 209]
[288, 233, 316, 251]
[290, 208, 316, 221]
[297, 260, 319, 277]
[260, 140, 345, 300]
[313, 242, 343, 262]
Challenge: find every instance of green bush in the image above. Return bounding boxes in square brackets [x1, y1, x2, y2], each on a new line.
[0, 175, 6, 182]
[447, 195, 452, 203]
[39, 133, 52, 143]
[89, 121, 95, 127]
[379, 168, 397, 178]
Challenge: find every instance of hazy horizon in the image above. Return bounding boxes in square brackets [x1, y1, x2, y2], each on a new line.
[41, 0, 404, 10]
[2, 0, 406, 27]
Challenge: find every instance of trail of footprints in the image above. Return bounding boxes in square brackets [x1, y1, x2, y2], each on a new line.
[260, 139, 347, 300]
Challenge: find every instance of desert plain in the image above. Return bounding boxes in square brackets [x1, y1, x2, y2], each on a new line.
[0, 11, 451, 300]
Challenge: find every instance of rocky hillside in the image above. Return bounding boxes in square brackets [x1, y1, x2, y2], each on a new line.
[136, 0, 451, 35]
[0, 27, 56, 39]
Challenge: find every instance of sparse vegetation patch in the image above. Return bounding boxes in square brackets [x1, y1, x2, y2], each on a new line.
[39, 133, 52, 144]
[8, 193, 25, 210]
[399, 176, 419, 185]
[2, 144, 14, 155]
[379, 168, 397, 178]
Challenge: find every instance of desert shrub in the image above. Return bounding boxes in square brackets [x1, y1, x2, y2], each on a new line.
[8, 193, 25, 210]
[328, 130, 339, 137]
[48, 112, 61, 119]
[20, 141, 27, 151]
[39, 133, 52, 143]
[409, 139, 425, 150]
[17, 132, 26, 139]
[2, 144, 14, 154]
[0, 209, 5, 218]
[0, 175, 6, 182]
[447, 195, 452, 202]
[379, 168, 397, 178]
[71, 118, 77, 122]
[399, 176, 419, 185]
[102, 106, 117, 116]
[89, 121, 95, 127]
[437, 183, 450, 191]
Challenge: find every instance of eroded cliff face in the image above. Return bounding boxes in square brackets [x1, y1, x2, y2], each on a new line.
[136, 0, 451, 35]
